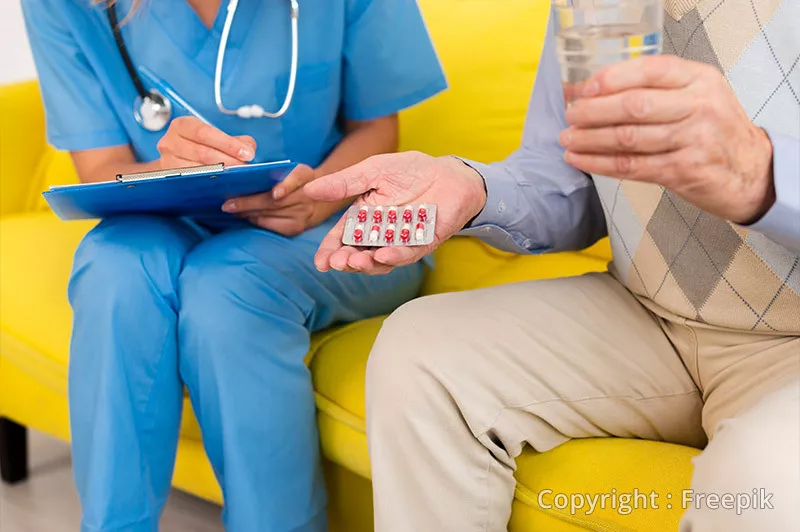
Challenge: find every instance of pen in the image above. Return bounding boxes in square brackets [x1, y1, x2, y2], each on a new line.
[137, 66, 216, 128]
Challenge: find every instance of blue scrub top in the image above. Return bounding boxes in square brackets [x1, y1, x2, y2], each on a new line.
[22, 0, 448, 167]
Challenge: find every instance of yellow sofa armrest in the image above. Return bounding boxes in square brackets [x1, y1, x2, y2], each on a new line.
[0, 81, 49, 217]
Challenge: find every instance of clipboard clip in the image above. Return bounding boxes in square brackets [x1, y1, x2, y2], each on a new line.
[116, 163, 225, 183]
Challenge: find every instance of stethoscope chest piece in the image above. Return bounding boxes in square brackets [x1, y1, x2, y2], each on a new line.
[134, 89, 172, 132]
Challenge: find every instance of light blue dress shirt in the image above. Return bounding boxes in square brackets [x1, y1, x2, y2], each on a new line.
[460, 17, 800, 256]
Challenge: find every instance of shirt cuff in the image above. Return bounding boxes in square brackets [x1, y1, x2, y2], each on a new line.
[454, 158, 543, 254]
[747, 130, 800, 253]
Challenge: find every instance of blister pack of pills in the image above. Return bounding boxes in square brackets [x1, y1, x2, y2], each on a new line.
[342, 204, 436, 247]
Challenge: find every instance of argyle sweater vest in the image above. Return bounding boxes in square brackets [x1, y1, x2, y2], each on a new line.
[594, 0, 800, 333]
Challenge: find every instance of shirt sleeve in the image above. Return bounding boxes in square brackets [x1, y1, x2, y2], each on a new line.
[457, 13, 607, 254]
[746, 130, 800, 254]
[21, 0, 128, 151]
[341, 0, 448, 121]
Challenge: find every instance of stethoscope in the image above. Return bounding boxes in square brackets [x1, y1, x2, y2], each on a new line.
[107, 0, 300, 132]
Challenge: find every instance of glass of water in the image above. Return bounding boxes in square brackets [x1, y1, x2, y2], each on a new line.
[552, 0, 664, 105]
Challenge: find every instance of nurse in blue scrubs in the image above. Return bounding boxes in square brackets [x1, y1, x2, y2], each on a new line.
[21, 0, 446, 530]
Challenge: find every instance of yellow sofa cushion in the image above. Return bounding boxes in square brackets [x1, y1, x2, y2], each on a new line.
[309, 316, 701, 532]
[0, 213, 93, 388]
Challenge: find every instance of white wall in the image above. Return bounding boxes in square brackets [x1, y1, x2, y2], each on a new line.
[0, 1, 38, 83]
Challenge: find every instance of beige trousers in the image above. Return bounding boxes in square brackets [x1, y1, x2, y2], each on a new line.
[366, 273, 800, 532]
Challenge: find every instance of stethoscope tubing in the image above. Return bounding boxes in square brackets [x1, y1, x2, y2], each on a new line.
[214, 0, 299, 119]
[106, 0, 299, 131]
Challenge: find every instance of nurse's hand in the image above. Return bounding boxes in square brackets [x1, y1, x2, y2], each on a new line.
[222, 164, 321, 236]
[157, 117, 256, 168]
[304, 152, 487, 274]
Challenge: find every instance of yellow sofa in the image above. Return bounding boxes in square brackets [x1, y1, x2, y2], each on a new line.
[0, 1, 701, 530]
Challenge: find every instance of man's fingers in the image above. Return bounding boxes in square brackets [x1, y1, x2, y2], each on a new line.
[589, 55, 699, 96]
[304, 161, 373, 202]
[566, 89, 693, 128]
[561, 123, 684, 154]
[564, 150, 678, 185]
[347, 251, 394, 275]
[273, 164, 316, 201]
[373, 245, 429, 268]
[329, 247, 361, 272]
[174, 118, 255, 161]
[314, 215, 348, 271]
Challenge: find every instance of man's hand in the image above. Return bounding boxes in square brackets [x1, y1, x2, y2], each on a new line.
[560, 55, 776, 224]
[304, 152, 487, 274]
[222, 164, 320, 236]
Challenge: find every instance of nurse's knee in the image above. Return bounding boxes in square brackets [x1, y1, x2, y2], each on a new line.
[70, 216, 198, 304]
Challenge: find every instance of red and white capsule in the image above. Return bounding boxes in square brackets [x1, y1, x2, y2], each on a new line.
[384, 224, 396, 243]
[415, 222, 425, 241]
[372, 206, 383, 223]
[417, 205, 427, 222]
[353, 224, 364, 243]
[387, 206, 398, 224]
[400, 223, 411, 243]
[369, 224, 380, 242]
[357, 206, 368, 223]
[402, 205, 413, 223]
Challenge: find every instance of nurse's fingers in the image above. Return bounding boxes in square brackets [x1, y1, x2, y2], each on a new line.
[223, 191, 276, 214]
[235, 135, 257, 152]
[159, 129, 245, 167]
[167, 117, 255, 162]
[164, 145, 243, 168]
[162, 155, 203, 169]
[251, 215, 308, 237]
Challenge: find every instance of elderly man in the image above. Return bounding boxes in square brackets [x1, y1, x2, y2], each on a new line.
[305, 1, 800, 530]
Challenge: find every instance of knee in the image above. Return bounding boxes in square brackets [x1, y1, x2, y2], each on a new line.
[681, 380, 800, 531]
[366, 294, 464, 415]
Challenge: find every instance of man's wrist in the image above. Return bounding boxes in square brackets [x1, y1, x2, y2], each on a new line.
[739, 127, 776, 225]
[443, 156, 488, 228]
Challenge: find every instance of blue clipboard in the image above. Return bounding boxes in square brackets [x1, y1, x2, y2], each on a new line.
[42, 160, 298, 220]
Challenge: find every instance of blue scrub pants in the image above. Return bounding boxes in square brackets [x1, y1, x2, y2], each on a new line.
[67, 215, 424, 532]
